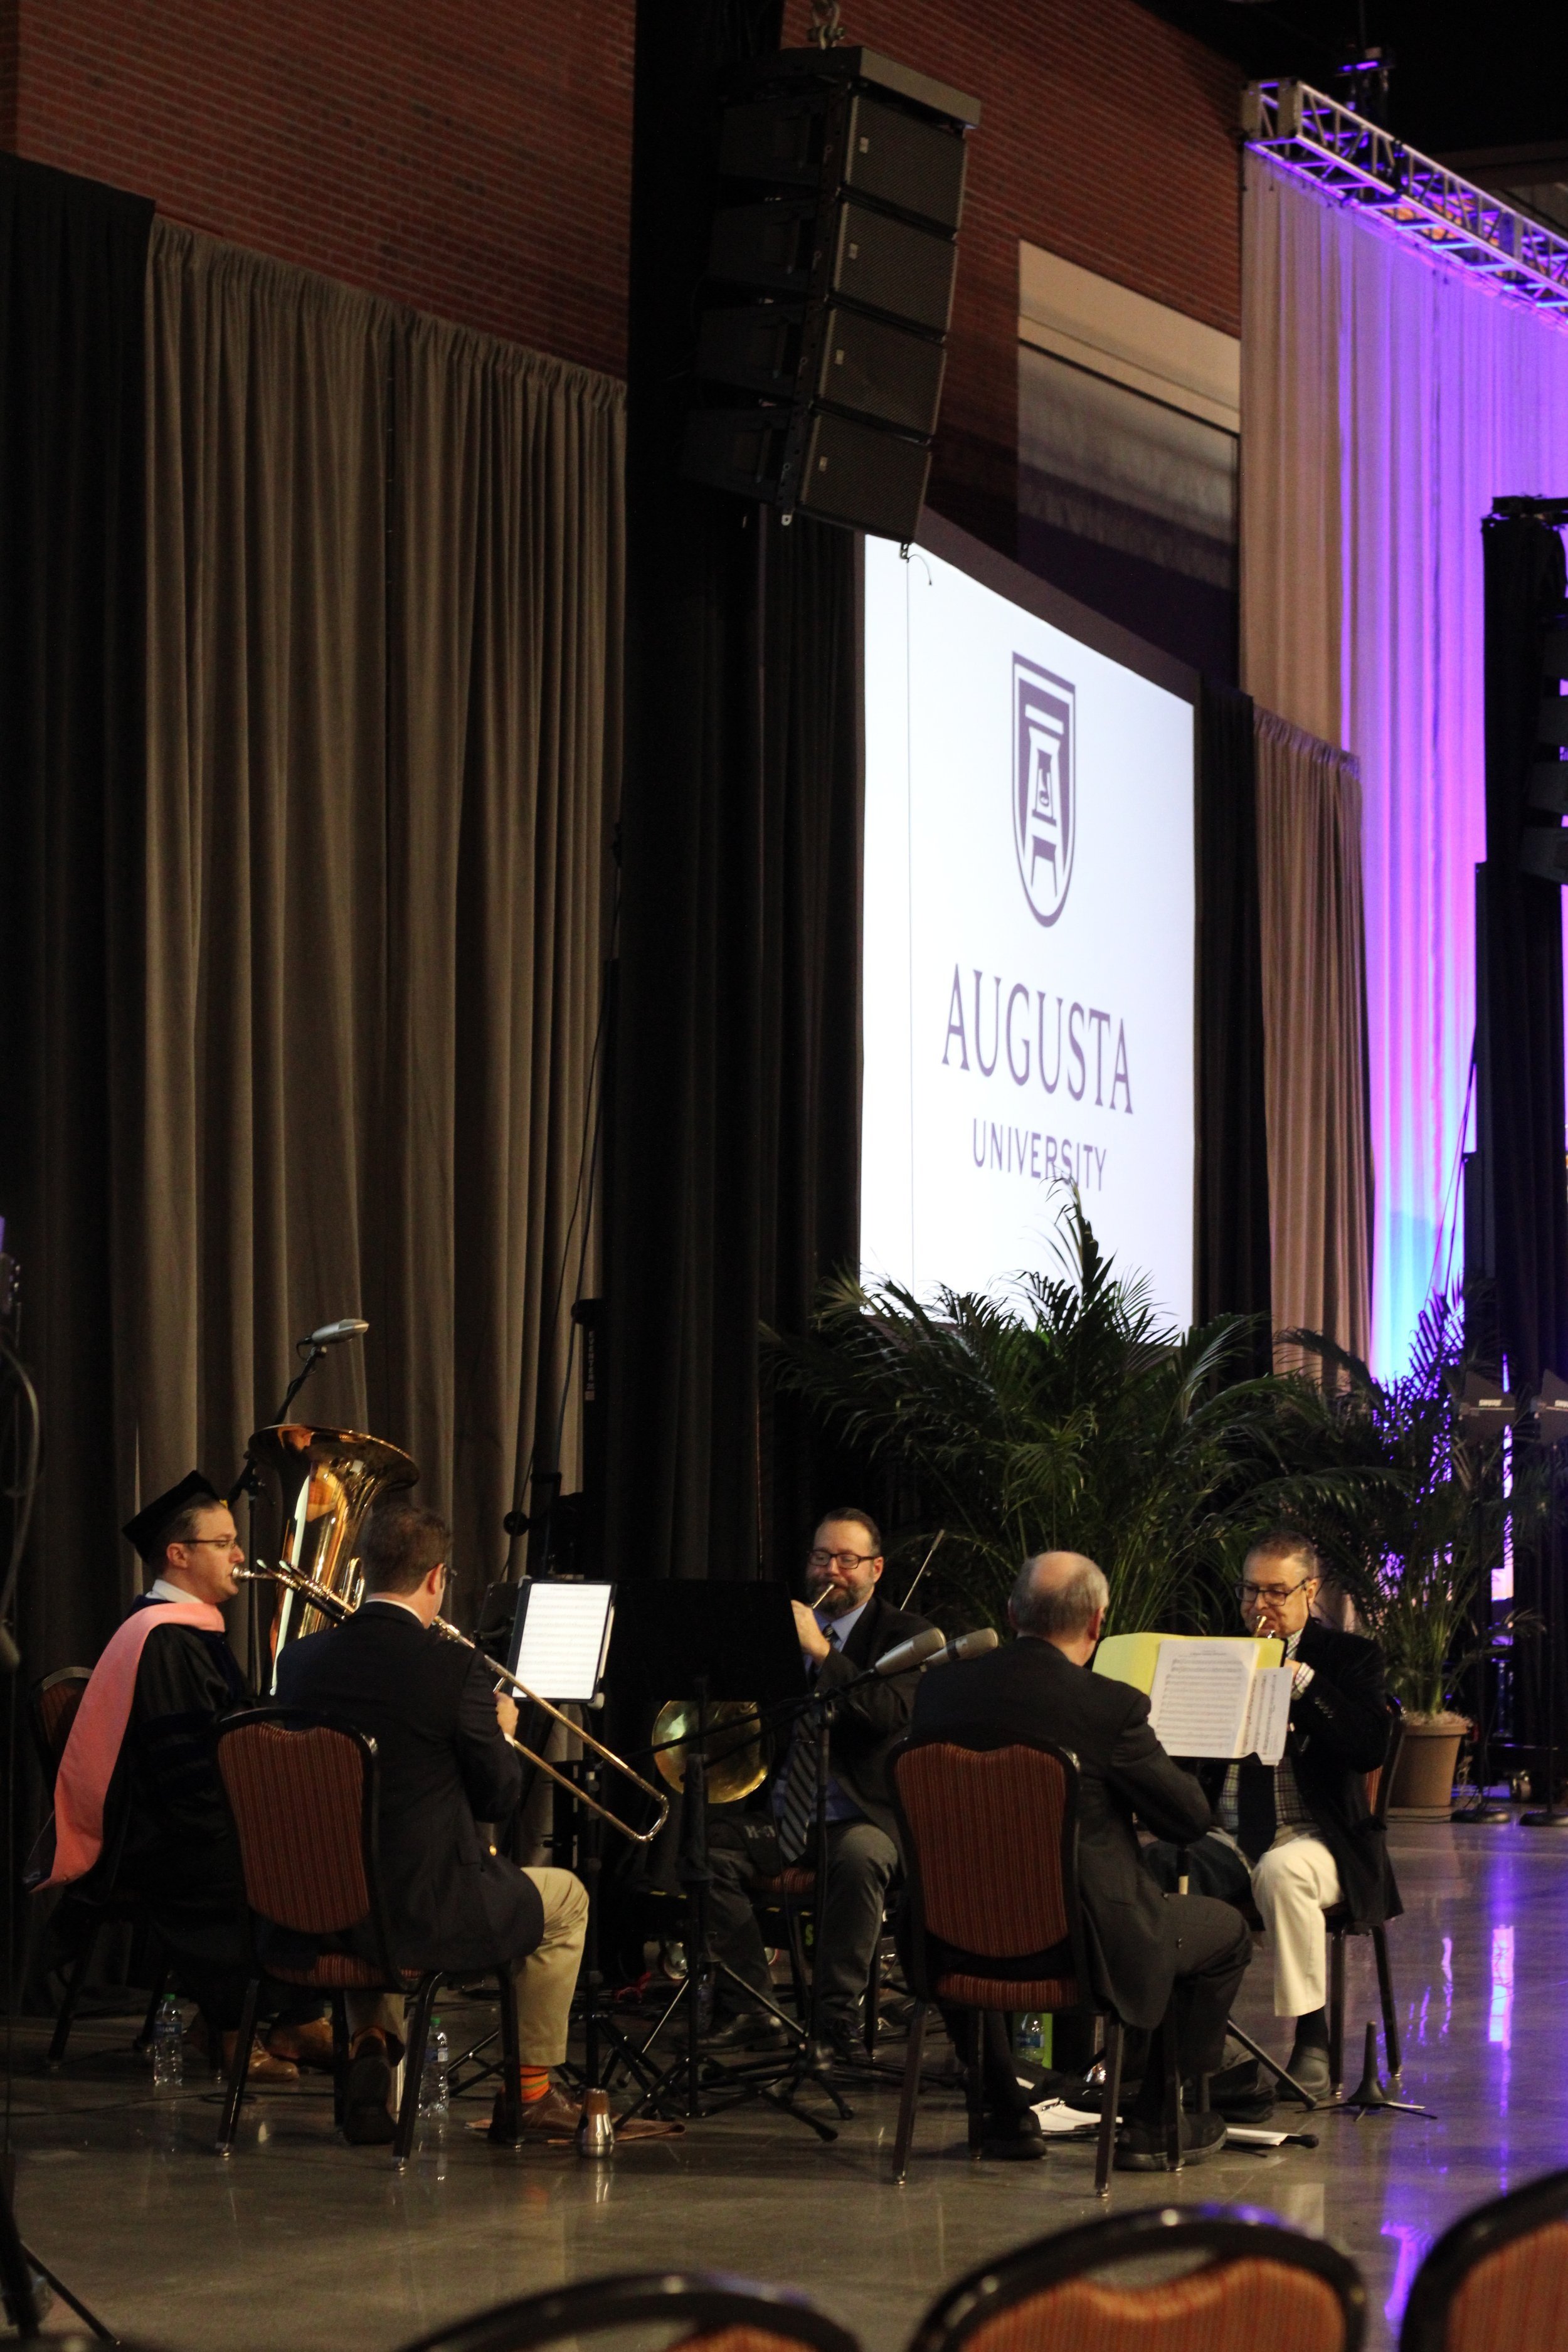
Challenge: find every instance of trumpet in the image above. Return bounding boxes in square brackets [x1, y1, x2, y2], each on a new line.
[235, 1562, 668, 1846]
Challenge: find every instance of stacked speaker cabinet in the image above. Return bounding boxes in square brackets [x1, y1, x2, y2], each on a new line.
[681, 46, 981, 543]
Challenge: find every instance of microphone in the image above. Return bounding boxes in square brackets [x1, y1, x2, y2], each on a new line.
[874, 1626, 947, 1677]
[305, 1317, 369, 1348]
[927, 1626, 1000, 1669]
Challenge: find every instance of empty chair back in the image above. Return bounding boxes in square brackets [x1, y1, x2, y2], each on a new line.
[1401, 2169, 1568, 2352]
[909, 2210, 1364, 2352]
[391, 2271, 861, 2352]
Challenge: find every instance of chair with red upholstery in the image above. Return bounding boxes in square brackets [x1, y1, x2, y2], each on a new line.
[213, 1706, 524, 2163]
[907, 2205, 1365, 2352]
[391, 2269, 860, 2352]
[31, 1666, 171, 2070]
[1399, 2167, 1568, 2352]
[1326, 1710, 1404, 2089]
[887, 1729, 1180, 2193]
[30, 1667, 91, 1788]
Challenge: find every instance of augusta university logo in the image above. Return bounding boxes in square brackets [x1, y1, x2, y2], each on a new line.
[1012, 657, 1076, 926]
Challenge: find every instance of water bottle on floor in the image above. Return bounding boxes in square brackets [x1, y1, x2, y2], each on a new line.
[1015, 2012, 1046, 2065]
[151, 1994, 184, 2092]
[420, 2020, 449, 2124]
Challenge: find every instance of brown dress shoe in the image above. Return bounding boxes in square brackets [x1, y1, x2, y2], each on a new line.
[486, 2083, 581, 2142]
[266, 2017, 336, 2072]
[223, 2032, 299, 2085]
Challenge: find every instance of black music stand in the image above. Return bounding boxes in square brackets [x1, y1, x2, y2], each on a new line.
[610, 1584, 828, 2134]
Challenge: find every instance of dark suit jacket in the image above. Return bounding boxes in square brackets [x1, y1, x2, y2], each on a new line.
[810, 1586, 936, 1845]
[1194, 1616, 1402, 1928]
[275, 1600, 544, 1972]
[911, 1633, 1216, 2029]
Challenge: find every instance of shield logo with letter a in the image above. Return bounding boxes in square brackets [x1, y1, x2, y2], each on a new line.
[1012, 657, 1076, 927]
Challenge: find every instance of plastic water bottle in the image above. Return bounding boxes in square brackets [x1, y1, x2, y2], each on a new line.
[419, 2020, 449, 2124]
[1015, 2012, 1046, 2064]
[151, 1995, 184, 2091]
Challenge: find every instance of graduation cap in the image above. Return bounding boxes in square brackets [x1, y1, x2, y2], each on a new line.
[122, 1471, 223, 1563]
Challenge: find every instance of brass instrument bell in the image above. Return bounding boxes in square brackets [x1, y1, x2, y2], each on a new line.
[245, 1422, 418, 1685]
[652, 1698, 767, 1803]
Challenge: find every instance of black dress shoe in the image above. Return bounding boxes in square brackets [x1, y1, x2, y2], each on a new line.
[341, 2050, 396, 2145]
[1115, 2107, 1228, 2171]
[702, 2011, 795, 2053]
[981, 2107, 1045, 2161]
[1285, 2042, 1332, 2097]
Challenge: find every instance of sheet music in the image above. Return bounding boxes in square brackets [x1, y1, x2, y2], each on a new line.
[1240, 1665, 1294, 1767]
[511, 1582, 614, 1702]
[1148, 1642, 1252, 1758]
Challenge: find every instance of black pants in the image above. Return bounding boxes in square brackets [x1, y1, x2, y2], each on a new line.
[957, 1890, 1251, 2117]
[1143, 1830, 1256, 1910]
[706, 1813, 897, 2037]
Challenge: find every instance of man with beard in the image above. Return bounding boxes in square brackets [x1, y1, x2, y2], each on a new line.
[703, 1508, 934, 2062]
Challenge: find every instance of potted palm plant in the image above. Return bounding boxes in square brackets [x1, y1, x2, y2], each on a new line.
[1270, 1294, 1530, 1816]
[766, 1198, 1315, 1638]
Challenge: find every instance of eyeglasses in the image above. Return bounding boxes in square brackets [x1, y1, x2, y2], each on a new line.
[1238, 1576, 1313, 1605]
[177, 1535, 242, 1552]
[807, 1549, 878, 1571]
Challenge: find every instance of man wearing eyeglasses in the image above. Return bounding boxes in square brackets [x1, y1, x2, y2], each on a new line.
[1148, 1527, 1400, 2094]
[704, 1507, 935, 2063]
[40, 1473, 325, 2085]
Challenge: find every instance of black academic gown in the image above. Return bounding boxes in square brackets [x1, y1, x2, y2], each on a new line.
[77, 1596, 258, 2023]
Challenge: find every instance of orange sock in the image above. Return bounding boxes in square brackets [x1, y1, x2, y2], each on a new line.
[517, 2065, 551, 2104]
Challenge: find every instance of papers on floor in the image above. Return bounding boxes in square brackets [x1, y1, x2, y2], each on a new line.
[1030, 2099, 1097, 2135]
[1094, 1631, 1290, 1762]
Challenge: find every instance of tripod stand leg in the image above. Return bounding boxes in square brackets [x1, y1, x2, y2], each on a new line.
[0, 2168, 39, 2339]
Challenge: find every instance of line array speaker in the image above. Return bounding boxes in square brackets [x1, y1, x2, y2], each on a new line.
[1521, 603, 1568, 879]
[681, 47, 980, 544]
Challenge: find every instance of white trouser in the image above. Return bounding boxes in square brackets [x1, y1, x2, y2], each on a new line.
[1250, 1827, 1343, 2018]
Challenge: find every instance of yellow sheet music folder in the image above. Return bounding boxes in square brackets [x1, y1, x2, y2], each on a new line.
[1094, 1631, 1283, 1693]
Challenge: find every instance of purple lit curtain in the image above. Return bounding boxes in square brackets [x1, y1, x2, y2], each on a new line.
[1241, 149, 1568, 1376]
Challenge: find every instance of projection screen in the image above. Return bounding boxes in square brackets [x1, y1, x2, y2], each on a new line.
[860, 518, 1197, 1323]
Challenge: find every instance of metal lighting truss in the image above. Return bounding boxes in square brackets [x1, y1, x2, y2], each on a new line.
[1243, 81, 1568, 323]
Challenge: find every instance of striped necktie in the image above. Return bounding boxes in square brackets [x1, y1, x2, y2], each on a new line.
[778, 1622, 837, 1862]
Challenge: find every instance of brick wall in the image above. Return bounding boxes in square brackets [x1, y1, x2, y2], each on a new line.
[783, 0, 1244, 548]
[5, 1, 1242, 538]
[4, 0, 634, 378]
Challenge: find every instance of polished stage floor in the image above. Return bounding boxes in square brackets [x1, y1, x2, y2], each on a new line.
[8, 1821, 1559, 2351]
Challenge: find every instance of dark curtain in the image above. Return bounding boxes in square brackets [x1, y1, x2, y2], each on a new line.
[1195, 680, 1271, 1357]
[1476, 515, 1568, 1759]
[757, 520, 864, 1581]
[0, 157, 153, 1675]
[605, 1, 864, 1586]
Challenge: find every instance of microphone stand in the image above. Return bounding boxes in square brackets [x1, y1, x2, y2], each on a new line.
[617, 1679, 836, 2141]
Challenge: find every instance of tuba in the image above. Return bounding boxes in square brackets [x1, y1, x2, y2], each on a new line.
[245, 1423, 418, 1688]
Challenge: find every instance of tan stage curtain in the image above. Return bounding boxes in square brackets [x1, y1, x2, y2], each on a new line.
[134, 222, 622, 1617]
[1254, 707, 1374, 1370]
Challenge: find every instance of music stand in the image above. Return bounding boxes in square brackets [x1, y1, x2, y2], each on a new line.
[609, 1584, 831, 2136]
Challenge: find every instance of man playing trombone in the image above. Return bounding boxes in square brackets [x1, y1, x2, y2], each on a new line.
[276, 1496, 590, 2144]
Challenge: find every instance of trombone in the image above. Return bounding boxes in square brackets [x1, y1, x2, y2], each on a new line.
[236, 1562, 669, 1846]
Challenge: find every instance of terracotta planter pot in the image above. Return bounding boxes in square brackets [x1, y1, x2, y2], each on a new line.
[1387, 1718, 1466, 1820]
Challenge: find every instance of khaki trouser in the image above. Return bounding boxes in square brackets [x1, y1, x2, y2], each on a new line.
[347, 1866, 588, 2064]
[1251, 1828, 1343, 2016]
